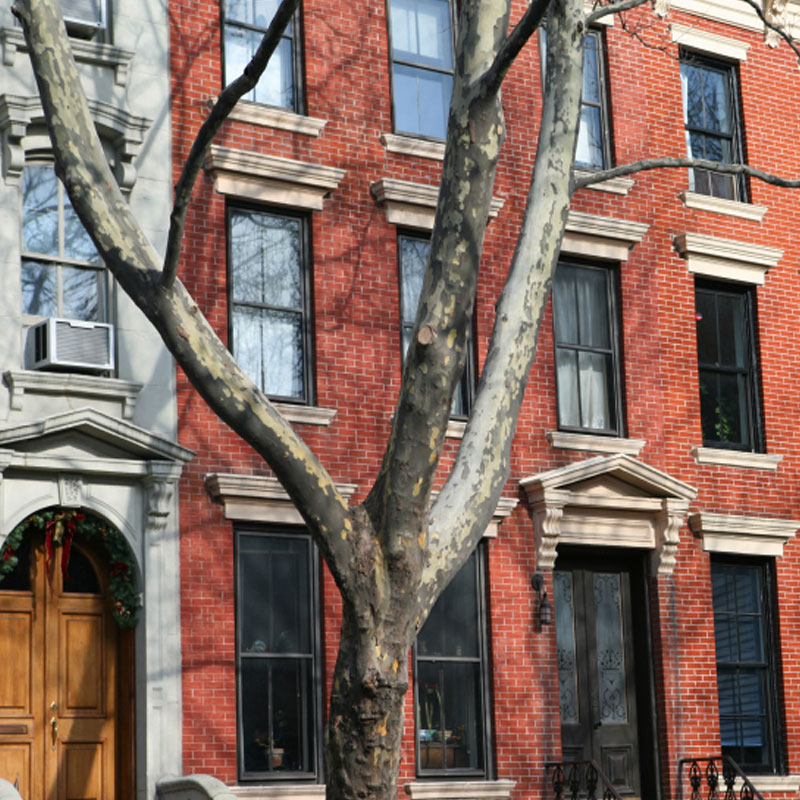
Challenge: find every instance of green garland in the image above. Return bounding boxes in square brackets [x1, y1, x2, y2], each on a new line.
[0, 508, 140, 628]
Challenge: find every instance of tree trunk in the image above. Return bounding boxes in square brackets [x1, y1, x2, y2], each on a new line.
[325, 607, 412, 800]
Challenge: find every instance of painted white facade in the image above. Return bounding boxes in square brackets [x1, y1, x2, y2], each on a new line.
[0, 3, 187, 798]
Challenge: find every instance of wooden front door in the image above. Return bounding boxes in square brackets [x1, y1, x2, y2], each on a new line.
[0, 534, 119, 799]
[553, 555, 652, 799]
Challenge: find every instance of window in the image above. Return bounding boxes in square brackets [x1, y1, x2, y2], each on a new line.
[398, 233, 472, 415]
[61, 0, 107, 40]
[711, 559, 782, 773]
[223, 0, 302, 111]
[695, 280, 761, 451]
[21, 164, 108, 322]
[552, 262, 622, 435]
[228, 207, 313, 402]
[388, 0, 455, 140]
[680, 52, 746, 201]
[236, 529, 322, 780]
[415, 547, 491, 776]
[539, 28, 611, 170]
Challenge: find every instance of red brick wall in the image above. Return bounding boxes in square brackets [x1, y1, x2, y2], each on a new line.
[170, 0, 800, 795]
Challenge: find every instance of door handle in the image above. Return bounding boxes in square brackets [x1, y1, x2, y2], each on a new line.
[593, 720, 602, 730]
[50, 715, 58, 750]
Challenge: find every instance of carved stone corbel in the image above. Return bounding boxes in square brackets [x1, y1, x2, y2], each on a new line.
[533, 502, 565, 572]
[653, 498, 690, 577]
[144, 463, 180, 534]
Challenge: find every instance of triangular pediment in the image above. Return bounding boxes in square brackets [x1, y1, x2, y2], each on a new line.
[0, 408, 193, 463]
[520, 454, 696, 503]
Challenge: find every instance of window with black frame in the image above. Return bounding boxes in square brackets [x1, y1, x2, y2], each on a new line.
[539, 27, 611, 170]
[228, 206, 313, 403]
[236, 530, 321, 780]
[388, 0, 455, 140]
[414, 547, 490, 776]
[222, 0, 302, 111]
[711, 559, 782, 773]
[21, 164, 109, 323]
[695, 280, 761, 451]
[680, 51, 746, 201]
[552, 262, 622, 435]
[398, 233, 472, 415]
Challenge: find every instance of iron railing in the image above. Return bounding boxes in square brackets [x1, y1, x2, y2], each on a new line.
[545, 760, 625, 800]
[677, 755, 765, 800]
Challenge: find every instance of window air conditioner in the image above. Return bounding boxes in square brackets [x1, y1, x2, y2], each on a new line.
[61, 0, 105, 38]
[27, 318, 115, 373]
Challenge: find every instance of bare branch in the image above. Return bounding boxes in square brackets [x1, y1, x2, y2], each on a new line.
[585, 0, 650, 26]
[161, 0, 300, 288]
[479, 0, 552, 97]
[573, 157, 800, 191]
[738, 0, 800, 62]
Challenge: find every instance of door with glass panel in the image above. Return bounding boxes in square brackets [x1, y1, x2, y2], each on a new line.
[553, 558, 643, 798]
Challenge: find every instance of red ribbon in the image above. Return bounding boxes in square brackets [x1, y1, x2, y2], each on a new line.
[44, 519, 56, 592]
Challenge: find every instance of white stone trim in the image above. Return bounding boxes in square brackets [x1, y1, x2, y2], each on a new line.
[446, 418, 467, 439]
[689, 512, 799, 557]
[4, 370, 142, 420]
[370, 178, 505, 230]
[573, 168, 634, 195]
[273, 402, 336, 426]
[679, 191, 768, 221]
[521, 455, 696, 575]
[738, 776, 800, 793]
[484, 496, 519, 538]
[226, 99, 327, 136]
[206, 145, 346, 211]
[405, 780, 516, 800]
[692, 446, 782, 471]
[205, 473, 358, 524]
[381, 132, 446, 161]
[546, 431, 645, 456]
[674, 233, 782, 284]
[1, 27, 134, 86]
[229, 785, 327, 800]
[667, 0, 763, 32]
[670, 23, 751, 60]
[561, 212, 649, 261]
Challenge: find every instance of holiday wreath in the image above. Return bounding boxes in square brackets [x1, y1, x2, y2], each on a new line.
[0, 508, 140, 627]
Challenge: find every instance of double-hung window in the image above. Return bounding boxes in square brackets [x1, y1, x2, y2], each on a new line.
[223, 0, 302, 111]
[388, 0, 455, 140]
[711, 559, 782, 773]
[61, 0, 107, 40]
[552, 262, 622, 435]
[236, 529, 322, 780]
[398, 233, 472, 415]
[680, 52, 746, 201]
[540, 28, 611, 170]
[414, 547, 491, 776]
[695, 280, 761, 451]
[21, 164, 108, 323]
[228, 207, 313, 403]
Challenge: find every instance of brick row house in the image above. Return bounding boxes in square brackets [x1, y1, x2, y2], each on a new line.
[0, 2, 191, 799]
[167, 0, 800, 798]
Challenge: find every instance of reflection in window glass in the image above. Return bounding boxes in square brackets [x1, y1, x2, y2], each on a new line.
[389, 0, 454, 139]
[229, 208, 310, 401]
[415, 548, 489, 775]
[223, 0, 297, 109]
[237, 532, 320, 779]
[21, 165, 106, 322]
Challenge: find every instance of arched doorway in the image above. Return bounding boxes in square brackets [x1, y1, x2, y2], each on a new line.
[0, 511, 136, 799]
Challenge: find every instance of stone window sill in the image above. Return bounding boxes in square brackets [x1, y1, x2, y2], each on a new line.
[692, 446, 781, 471]
[226, 99, 327, 136]
[229, 785, 326, 799]
[274, 403, 336, 426]
[381, 133, 446, 161]
[547, 431, 645, 456]
[573, 168, 634, 195]
[680, 191, 767, 222]
[405, 779, 516, 800]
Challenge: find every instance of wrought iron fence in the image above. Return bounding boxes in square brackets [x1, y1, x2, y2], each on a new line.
[677, 755, 765, 800]
[545, 760, 625, 800]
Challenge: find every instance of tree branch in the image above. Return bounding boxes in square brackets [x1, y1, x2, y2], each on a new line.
[479, 0, 552, 97]
[572, 157, 800, 191]
[14, 0, 359, 597]
[161, 0, 300, 288]
[585, 0, 650, 26]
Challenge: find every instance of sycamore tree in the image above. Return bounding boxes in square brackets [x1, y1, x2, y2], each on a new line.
[12, 0, 800, 797]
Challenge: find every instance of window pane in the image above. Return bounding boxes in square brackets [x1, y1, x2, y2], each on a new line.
[553, 270, 579, 344]
[63, 199, 96, 262]
[390, 0, 452, 68]
[21, 261, 58, 317]
[62, 265, 101, 321]
[230, 211, 302, 309]
[240, 657, 314, 774]
[22, 166, 59, 256]
[594, 572, 628, 724]
[554, 571, 579, 724]
[399, 236, 428, 329]
[224, 25, 294, 107]
[576, 105, 604, 170]
[576, 269, 610, 349]
[717, 293, 747, 368]
[578, 351, 613, 430]
[556, 348, 580, 428]
[225, 0, 283, 26]
[393, 64, 451, 139]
